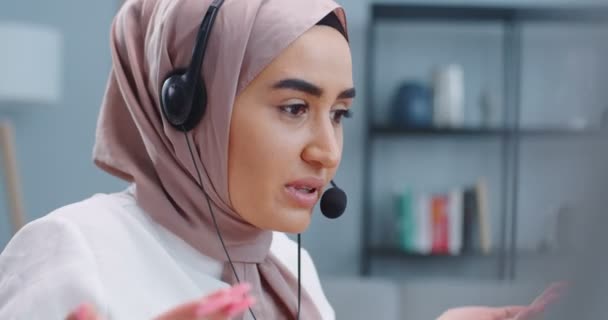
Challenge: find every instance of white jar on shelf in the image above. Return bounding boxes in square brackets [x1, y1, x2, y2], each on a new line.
[432, 64, 465, 128]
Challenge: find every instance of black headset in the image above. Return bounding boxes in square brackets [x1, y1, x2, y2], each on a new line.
[160, 0, 223, 132]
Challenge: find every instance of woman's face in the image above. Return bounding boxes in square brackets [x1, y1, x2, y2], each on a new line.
[228, 24, 354, 233]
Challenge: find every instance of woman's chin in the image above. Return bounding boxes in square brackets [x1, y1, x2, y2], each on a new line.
[273, 209, 313, 234]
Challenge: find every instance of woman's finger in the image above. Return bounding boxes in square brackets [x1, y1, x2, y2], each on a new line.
[65, 303, 104, 320]
[530, 282, 568, 307]
[154, 283, 252, 320]
[514, 281, 568, 320]
[495, 305, 529, 319]
[511, 303, 547, 320]
[510, 283, 569, 320]
[155, 295, 236, 320]
[200, 283, 252, 305]
[223, 296, 256, 319]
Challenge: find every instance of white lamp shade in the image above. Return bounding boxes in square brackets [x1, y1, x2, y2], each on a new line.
[0, 22, 63, 106]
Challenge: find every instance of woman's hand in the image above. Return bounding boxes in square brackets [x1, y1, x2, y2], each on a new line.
[436, 305, 535, 320]
[65, 283, 255, 320]
[437, 282, 566, 320]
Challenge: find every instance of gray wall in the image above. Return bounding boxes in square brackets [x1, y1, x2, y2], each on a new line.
[0, 0, 126, 246]
[1, 0, 607, 285]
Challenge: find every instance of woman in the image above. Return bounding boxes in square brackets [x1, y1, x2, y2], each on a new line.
[0, 0, 561, 319]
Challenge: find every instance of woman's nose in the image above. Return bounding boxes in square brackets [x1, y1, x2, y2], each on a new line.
[301, 120, 341, 169]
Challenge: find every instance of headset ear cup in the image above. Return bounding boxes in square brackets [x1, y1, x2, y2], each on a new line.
[161, 70, 190, 128]
[160, 0, 223, 132]
[181, 82, 207, 132]
[160, 70, 207, 132]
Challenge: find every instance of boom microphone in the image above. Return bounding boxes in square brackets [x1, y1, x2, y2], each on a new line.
[320, 180, 347, 219]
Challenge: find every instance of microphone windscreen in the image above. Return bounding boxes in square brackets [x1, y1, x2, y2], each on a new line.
[320, 187, 347, 219]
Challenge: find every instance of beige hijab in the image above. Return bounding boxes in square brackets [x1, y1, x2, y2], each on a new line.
[93, 0, 347, 318]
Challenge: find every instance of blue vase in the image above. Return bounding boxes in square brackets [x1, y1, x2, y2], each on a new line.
[391, 82, 433, 128]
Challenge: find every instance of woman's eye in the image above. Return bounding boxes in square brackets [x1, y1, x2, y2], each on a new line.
[279, 103, 308, 117]
[331, 109, 353, 124]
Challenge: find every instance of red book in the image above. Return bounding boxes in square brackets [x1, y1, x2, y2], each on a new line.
[431, 195, 449, 254]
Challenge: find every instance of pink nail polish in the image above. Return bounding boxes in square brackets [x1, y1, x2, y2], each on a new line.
[226, 305, 247, 318]
[76, 304, 89, 320]
[229, 283, 252, 296]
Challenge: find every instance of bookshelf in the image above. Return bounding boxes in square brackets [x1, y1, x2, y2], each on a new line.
[361, 3, 608, 280]
[369, 247, 492, 259]
[368, 246, 562, 260]
[370, 125, 607, 137]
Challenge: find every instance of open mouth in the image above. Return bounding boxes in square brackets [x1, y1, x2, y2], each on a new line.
[284, 184, 320, 208]
[286, 185, 317, 194]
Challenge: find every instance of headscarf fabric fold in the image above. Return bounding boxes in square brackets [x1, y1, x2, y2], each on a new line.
[93, 0, 348, 318]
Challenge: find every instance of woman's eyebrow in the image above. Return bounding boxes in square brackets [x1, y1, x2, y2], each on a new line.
[338, 87, 356, 99]
[272, 78, 356, 99]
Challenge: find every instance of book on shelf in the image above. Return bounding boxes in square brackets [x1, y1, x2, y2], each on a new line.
[448, 189, 463, 255]
[393, 178, 491, 256]
[431, 194, 449, 255]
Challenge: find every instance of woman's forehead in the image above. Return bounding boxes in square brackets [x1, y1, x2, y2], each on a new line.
[255, 27, 353, 89]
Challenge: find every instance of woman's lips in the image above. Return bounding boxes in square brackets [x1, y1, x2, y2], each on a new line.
[284, 185, 319, 208]
[284, 177, 324, 208]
